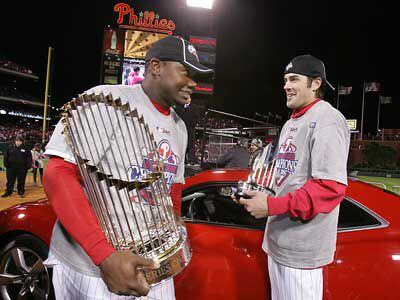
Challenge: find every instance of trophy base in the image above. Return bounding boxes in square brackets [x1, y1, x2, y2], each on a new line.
[144, 225, 192, 286]
[234, 181, 275, 200]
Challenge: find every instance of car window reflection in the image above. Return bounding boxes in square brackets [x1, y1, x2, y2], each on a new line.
[182, 184, 267, 230]
[183, 184, 385, 232]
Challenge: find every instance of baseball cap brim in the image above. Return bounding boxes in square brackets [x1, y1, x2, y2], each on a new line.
[183, 60, 214, 74]
[324, 80, 335, 91]
[179, 38, 214, 74]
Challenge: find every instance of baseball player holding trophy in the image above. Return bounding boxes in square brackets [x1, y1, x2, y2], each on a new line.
[235, 55, 350, 300]
[43, 36, 213, 300]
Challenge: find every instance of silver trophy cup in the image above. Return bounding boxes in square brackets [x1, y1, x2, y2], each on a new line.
[62, 93, 191, 285]
[234, 143, 276, 199]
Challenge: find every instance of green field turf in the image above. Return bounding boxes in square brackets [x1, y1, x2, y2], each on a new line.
[358, 176, 400, 194]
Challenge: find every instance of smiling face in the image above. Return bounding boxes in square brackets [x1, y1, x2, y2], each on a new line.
[159, 61, 197, 107]
[283, 73, 322, 109]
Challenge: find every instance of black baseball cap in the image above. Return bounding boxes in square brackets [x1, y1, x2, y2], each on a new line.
[145, 36, 214, 74]
[284, 54, 335, 90]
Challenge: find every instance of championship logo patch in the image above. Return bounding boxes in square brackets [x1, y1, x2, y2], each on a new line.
[126, 139, 179, 204]
[274, 136, 298, 187]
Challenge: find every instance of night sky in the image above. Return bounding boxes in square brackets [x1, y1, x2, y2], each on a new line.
[2, 0, 398, 132]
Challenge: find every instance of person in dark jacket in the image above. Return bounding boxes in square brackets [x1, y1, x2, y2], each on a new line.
[248, 138, 263, 167]
[217, 137, 251, 168]
[1, 136, 32, 198]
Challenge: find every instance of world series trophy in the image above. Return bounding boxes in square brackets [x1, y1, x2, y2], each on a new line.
[61, 92, 191, 285]
[234, 143, 276, 200]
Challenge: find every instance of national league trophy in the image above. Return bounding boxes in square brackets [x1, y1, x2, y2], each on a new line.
[61, 92, 191, 285]
[234, 143, 276, 200]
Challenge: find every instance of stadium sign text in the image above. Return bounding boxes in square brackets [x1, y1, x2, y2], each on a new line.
[114, 3, 176, 34]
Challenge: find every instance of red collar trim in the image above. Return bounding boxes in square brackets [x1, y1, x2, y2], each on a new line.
[291, 99, 320, 119]
[150, 100, 170, 116]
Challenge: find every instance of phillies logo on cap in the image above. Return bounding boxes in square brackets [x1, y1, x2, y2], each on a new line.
[187, 44, 199, 61]
[285, 62, 293, 72]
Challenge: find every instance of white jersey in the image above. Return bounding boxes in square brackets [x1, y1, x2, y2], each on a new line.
[44, 84, 188, 277]
[263, 100, 350, 269]
[31, 149, 44, 168]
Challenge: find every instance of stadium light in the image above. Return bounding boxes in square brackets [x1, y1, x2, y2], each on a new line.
[186, 0, 214, 9]
[0, 110, 6, 114]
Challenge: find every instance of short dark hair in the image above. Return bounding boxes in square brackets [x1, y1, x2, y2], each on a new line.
[307, 77, 325, 99]
[237, 138, 248, 148]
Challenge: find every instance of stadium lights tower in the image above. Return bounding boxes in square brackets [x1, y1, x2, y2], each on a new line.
[186, 0, 214, 9]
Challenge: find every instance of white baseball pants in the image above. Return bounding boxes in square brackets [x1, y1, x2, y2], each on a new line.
[268, 256, 323, 300]
[46, 254, 175, 300]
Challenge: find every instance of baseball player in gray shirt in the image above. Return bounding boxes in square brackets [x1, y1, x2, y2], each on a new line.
[44, 36, 213, 300]
[238, 55, 350, 300]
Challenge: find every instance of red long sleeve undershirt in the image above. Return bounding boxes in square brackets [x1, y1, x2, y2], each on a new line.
[44, 157, 115, 265]
[267, 179, 346, 220]
[170, 183, 183, 215]
[44, 157, 183, 265]
[267, 98, 347, 220]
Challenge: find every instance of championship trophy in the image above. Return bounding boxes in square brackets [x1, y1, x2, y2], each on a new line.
[61, 93, 191, 285]
[234, 143, 276, 200]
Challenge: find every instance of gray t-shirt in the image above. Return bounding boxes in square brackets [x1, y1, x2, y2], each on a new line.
[262, 100, 350, 269]
[45, 84, 188, 276]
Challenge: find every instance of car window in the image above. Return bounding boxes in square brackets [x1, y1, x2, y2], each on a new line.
[183, 184, 385, 231]
[338, 197, 384, 230]
[182, 183, 267, 230]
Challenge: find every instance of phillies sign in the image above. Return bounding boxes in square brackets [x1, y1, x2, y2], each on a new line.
[114, 3, 176, 35]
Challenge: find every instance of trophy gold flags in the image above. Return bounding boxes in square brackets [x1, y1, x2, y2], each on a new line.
[61, 92, 191, 285]
[234, 143, 276, 199]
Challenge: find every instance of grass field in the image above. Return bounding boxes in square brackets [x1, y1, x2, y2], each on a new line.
[358, 176, 400, 194]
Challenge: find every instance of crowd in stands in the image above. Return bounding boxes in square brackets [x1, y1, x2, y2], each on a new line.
[0, 53, 36, 76]
[363, 132, 400, 141]
[200, 117, 242, 130]
[0, 121, 53, 145]
[0, 85, 40, 102]
[190, 117, 247, 163]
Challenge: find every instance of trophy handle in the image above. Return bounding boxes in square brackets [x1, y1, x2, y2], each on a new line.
[234, 180, 276, 200]
[233, 181, 252, 200]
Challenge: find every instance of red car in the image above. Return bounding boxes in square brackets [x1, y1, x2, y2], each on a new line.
[1, 169, 400, 300]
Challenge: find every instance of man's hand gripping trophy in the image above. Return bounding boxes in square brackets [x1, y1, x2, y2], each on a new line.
[232, 143, 276, 219]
